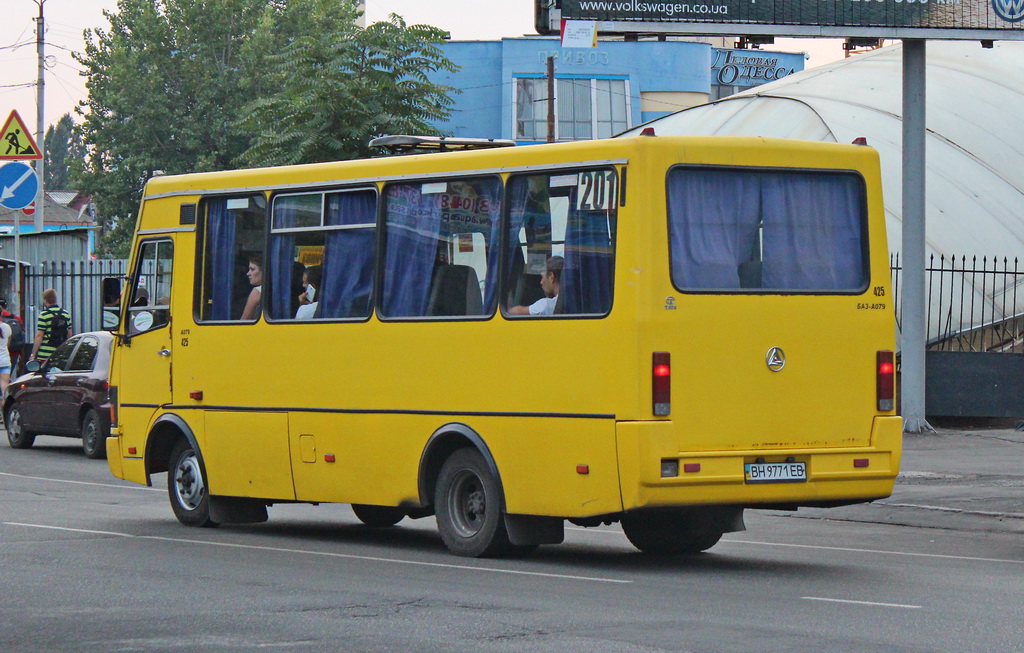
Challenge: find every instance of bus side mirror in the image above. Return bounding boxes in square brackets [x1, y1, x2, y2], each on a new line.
[101, 277, 123, 332]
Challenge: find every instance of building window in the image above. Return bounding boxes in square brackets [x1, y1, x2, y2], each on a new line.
[515, 77, 630, 142]
[710, 84, 752, 101]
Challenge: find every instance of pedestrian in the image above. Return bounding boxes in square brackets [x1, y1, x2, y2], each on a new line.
[30, 289, 73, 363]
[0, 313, 11, 395]
[0, 298, 26, 376]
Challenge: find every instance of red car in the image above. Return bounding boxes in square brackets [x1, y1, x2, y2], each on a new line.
[4, 331, 113, 459]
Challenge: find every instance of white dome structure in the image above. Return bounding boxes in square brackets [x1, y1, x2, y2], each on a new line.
[629, 41, 1024, 348]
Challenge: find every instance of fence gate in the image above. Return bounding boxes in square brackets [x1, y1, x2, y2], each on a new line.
[23, 260, 128, 336]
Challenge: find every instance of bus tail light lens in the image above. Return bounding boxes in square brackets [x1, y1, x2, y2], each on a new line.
[653, 352, 671, 416]
[877, 351, 894, 411]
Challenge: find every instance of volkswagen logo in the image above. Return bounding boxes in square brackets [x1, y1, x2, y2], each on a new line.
[766, 347, 786, 372]
[993, 0, 1024, 22]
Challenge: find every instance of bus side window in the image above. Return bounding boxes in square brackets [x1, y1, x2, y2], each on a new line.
[504, 170, 617, 317]
[127, 239, 173, 336]
[381, 177, 502, 319]
[267, 188, 377, 321]
[197, 195, 267, 322]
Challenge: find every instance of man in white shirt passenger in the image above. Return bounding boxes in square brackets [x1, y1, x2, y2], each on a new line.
[509, 255, 562, 316]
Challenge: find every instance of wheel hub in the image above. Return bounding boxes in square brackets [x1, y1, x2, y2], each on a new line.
[174, 455, 205, 511]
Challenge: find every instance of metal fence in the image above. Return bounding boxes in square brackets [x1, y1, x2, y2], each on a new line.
[22, 259, 128, 336]
[891, 253, 1024, 353]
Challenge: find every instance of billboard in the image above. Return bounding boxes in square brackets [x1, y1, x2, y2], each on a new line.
[538, 0, 1024, 39]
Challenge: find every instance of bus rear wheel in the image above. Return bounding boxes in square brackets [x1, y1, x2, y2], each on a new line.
[435, 448, 513, 558]
[168, 439, 217, 528]
[621, 509, 724, 555]
[352, 504, 405, 527]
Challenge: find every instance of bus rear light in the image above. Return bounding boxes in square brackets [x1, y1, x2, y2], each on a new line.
[652, 352, 671, 416]
[576, 464, 590, 475]
[877, 350, 895, 411]
[640, 127, 656, 136]
[683, 463, 701, 473]
[854, 458, 870, 468]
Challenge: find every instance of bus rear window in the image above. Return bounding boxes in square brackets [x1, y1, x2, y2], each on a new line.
[666, 167, 868, 293]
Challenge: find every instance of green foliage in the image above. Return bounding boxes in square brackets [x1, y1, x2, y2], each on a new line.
[74, 0, 458, 257]
[236, 4, 458, 166]
[44, 114, 86, 189]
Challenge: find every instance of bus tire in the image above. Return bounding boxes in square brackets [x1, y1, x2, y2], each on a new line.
[621, 510, 723, 555]
[352, 504, 405, 527]
[435, 448, 513, 558]
[5, 404, 36, 449]
[168, 439, 217, 528]
[81, 409, 106, 460]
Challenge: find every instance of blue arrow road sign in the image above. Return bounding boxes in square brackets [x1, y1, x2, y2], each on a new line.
[0, 161, 39, 210]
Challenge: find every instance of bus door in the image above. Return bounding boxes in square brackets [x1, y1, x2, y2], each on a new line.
[117, 238, 175, 451]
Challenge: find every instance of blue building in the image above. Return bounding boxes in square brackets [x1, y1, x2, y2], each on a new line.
[426, 38, 805, 143]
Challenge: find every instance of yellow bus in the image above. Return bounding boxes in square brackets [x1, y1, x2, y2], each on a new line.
[105, 133, 901, 557]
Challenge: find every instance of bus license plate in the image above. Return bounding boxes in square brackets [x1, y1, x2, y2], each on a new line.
[744, 462, 807, 484]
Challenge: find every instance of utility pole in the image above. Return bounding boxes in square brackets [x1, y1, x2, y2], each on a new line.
[546, 55, 555, 143]
[34, 0, 46, 231]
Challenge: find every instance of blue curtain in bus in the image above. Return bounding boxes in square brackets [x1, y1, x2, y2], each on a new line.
[666, 169, 761, 289]
[382, 185, 443, 317]
[269, 204, 299, 319]
[563, 206, 615, 314]
[760, 173, 865, 290]
[322, 191, 377, 318]
[207, 199, 236, 320]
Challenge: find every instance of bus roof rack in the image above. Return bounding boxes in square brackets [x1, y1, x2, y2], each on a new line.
[369, 135, 517, 155]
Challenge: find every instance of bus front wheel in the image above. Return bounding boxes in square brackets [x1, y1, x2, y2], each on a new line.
[168, 439, 217, 528]
[621, 509, 724, 555]
[435, 448, 513, 557]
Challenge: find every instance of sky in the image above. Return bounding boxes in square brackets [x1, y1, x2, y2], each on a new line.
[1, 0, 852, 136]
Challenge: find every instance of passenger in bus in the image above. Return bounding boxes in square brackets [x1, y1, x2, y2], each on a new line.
[295, 265, 322, 320]
[132, 287, 149, 307]
[240, 254, 263, 320]
[508, 255, 562, 316]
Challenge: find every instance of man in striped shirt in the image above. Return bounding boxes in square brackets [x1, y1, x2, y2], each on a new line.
[30, 288, 73, 362]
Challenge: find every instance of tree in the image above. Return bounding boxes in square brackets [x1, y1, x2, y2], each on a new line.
[44, 113, 86, 189]
[74, 0, 458, 257]
[237, 2, 458, 166]
[75, 0, 268, 257]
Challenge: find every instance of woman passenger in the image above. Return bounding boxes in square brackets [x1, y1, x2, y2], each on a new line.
[241, 254, 263, 320]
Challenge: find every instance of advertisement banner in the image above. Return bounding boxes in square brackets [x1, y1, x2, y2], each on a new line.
[559, 0, 1024, 32]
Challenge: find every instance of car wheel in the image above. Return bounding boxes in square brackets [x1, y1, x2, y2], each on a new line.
[352, 504, 405, 527]
[435, 448, 514, 557]
[5, 404, 36, 449]
[168, 439, 217, 528]
[80, 409, 106, 459]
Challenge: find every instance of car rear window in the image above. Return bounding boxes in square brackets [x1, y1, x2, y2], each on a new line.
[666, 166, 868, 293]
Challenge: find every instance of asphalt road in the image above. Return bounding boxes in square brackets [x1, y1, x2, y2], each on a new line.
[2, 435, 1022, 652]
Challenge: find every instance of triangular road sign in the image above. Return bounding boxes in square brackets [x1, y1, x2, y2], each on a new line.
[0, 110, 42, 161]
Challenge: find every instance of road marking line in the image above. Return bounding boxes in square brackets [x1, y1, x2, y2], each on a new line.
[801, 596, 922, 609]
[0, 471, 161, 491]
[722, 539, 1024, 566]
[2, 521, 632, 585]
[566, 527, 1024, 566]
